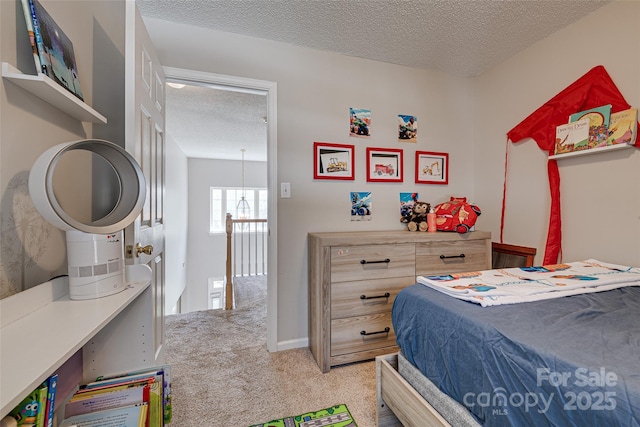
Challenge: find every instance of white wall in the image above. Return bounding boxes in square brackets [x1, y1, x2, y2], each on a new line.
[182, 157, 267, 313]
[473, 0, 640, 267]
[143, 18, 475, 344]
[164, 134, 188, 314]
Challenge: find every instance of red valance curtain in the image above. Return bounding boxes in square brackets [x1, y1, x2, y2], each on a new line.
[504, 65, 637, 264]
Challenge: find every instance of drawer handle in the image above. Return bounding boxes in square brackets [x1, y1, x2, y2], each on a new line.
[360, 327, 391, 336]
[360, 258, 391, 265]
[440, 254, 466, 260]
[360, 292, 391, 300]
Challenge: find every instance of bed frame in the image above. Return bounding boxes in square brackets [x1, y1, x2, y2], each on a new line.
[375, 245, 539, 426]
[376, 353, 451, 427]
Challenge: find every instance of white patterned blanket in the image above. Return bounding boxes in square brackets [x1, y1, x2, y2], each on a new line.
[417, 259, 640, 307]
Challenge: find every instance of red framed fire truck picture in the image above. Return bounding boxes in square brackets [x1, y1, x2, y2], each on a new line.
[366, 147, 403, 183]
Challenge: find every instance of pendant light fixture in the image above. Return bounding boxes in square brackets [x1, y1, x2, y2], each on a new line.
[236, 148, 250, 220]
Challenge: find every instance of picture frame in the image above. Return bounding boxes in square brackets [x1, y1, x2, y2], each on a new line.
[366, 147, 403, 182]
[415, 151, 448, 184]
[313, 142, 355, 180]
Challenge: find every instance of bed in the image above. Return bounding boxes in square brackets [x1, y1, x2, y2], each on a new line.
[376, 260, 640, 426]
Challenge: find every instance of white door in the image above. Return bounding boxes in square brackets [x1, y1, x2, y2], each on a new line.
[124, 1, 166, 364]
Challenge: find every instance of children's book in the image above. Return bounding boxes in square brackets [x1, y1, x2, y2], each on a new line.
[8, 381, 48, 426]
[569, 104, 611, 148]
[92, 365, 172, 425]
[608, 108, 637, 146]
[43, 374, 58, 427]
[554, 118, 590, 155]
[26, 0, 50, 76]
[20, 0, 42, 74]
[65, 384, 150, 418]
[59, 403, 148, 427]
[28, 0, 84, 100]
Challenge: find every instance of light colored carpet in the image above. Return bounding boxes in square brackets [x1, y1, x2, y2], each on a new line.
[164, 276, 377, 426]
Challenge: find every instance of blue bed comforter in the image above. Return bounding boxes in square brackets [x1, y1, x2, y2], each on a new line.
[393, 284, 640, 426]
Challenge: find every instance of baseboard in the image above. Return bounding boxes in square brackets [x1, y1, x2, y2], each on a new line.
[277, 337, 308, 351]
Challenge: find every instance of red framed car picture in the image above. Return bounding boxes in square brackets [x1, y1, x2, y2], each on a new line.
[313, 142, 355, 180]
[415, 151, 448, 184]
[366, 147, 403, 182]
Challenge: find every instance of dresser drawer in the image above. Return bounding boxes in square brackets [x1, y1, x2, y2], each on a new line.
[331, 313, 396, 356]
[330, 244, 415, 283]
[331, 276, 414, 319]
[416, 239, 488, 276]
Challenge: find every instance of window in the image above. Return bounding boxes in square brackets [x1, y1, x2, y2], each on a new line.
[210, 187, 267, 233]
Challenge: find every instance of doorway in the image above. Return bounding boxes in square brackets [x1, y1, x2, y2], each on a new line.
[163, 67, 278, 352]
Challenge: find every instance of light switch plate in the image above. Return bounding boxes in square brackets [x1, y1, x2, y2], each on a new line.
[281, 182, 291, 198]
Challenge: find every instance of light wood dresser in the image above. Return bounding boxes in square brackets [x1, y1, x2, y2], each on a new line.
[308, 230, 491, 373]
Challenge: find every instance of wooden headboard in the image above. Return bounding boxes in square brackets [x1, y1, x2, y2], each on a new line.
[491, 242, 537, 269]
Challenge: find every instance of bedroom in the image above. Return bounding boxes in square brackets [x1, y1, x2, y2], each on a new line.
[143, 0, 640, 349]
[1, 0, 639, 425]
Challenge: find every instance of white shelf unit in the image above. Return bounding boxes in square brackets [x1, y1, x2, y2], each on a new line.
[0, 265, 153, 418]
[548, 142, 634, 159]
[1, 62, 107, 124]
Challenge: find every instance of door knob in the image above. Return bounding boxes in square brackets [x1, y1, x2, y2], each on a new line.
[136, 243, 154, 257]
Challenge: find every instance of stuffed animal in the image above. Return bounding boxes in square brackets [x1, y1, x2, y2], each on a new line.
[433, 197, 481, 233]
[406, 201, 431, 232]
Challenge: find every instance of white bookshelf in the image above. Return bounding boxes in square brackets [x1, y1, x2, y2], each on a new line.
[548, 143, 634, 159]
[1, 62, 107, 124]
[0, 265, 152, 418]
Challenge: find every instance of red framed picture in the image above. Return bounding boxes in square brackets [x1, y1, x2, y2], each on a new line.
[415, 151, 448, 184]
[366, 147, 403, 182]
[313, 142, 355, 180]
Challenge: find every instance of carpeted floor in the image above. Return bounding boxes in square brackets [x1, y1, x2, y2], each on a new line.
[164, 276, 377, 426]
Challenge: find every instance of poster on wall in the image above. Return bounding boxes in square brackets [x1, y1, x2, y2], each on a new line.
[350, 192, 372, 221]
[400, 192, 418, 224]
[349, 108, 371, 138]
[398, 115, 417, 143]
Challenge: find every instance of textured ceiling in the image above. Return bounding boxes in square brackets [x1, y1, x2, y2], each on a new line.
[137, 0, 610, 160]
[165, 82, 268, 162]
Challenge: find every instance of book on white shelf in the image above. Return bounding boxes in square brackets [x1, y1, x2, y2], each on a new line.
[608, 108, 637, 146]
[554, 118, 590, 156]
[27, 0, 84, 101]
[569, 104, 612, 148]
[43, 373, 58, 427]
[59, 403, 148, 427]
[5, 380, 48, 427]
[91, 365, 172, 425]
[69, 365, 172, 426]
[65, 383, 150, 419]
[20, 0, 42, 74]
